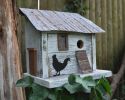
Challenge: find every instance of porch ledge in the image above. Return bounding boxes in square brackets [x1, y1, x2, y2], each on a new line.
[24, 69, 112, 88]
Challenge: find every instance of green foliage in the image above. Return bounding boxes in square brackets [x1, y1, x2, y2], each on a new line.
[16, 75, 111, 100]
[16, 76, 33, 87]
[63, 0, 88, 15]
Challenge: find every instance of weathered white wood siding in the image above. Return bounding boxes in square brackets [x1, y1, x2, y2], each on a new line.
[24, 21, 96, 77]
[48, 33, 93, 76]
[25, 20, 42, 74]
[92, 34, 96, 70]
[41, 33, 49, 78]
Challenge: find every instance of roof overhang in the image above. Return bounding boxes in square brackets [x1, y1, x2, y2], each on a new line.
[19, 8, 105, 34]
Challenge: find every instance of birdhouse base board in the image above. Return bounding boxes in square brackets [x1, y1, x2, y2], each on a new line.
[24, 69, 112, 88]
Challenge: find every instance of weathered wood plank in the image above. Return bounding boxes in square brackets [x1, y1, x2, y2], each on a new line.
[47, 0, 56, 10]
[95, 0, 102, 69]
[84, 0, 89, 19]
[76, 50, 92, 73]
[117, 0, 123, 63]
[107, 0, 113, 69]
[101, 0, 107, 68]
[112, 0, 118, 69]
[42, 33, 48, 78]
[40, 0, 48, 9]
[122, 0, 125, 50]
[55, 0, 66, 11]
[89, 0, 95, 22]
[48, 34, 93, 67]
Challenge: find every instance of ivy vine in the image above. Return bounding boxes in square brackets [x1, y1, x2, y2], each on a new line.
[16, 75, 111, 100]
[63, 0, 88, 15]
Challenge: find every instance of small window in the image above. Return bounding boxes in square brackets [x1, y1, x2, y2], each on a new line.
[57, 33, 68, 51]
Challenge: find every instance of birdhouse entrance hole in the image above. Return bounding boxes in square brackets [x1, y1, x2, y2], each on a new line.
[77, 40, 83, 49]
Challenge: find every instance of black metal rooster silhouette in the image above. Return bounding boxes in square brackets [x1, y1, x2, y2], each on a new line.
[52, 55, 70, 76]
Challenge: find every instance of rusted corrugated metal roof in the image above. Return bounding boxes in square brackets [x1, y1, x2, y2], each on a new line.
[20, 8, 105, 33]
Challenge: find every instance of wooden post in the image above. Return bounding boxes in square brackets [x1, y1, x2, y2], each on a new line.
[27, 48, 37, 76]
[38, 0, 40, 10]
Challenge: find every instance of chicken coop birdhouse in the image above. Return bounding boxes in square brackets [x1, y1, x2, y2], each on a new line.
[20, 8, 112, 88]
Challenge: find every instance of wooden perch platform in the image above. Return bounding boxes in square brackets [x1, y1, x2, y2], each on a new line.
[24, 69, 112, 88]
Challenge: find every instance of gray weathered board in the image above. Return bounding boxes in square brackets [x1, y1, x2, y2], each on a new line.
[20, 8, 105, 33]
[76, 50, 92, 73]
[24, 69, 112, 88]
[47, 33, 92, 76]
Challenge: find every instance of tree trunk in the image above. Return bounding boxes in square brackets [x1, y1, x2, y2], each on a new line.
[0, 0, 25, 100]
[111, 53, 125, 97]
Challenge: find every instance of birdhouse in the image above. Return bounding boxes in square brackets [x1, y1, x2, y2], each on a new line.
[20, 8, 112, 88]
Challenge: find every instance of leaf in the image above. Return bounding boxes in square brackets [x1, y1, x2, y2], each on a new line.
[29, 94, 44, 100]
[75, 76, 96, 92]
[68, 74, 78, 85]
[83, 76, 96, 87]
[60, 95, 75, 100]
[31, 83, 49, 99]
[98, 77, 111, 95]
[16, 76, 34, 87]
[48, 91, 57, 100]
[90, 88, 102, 100]
[64, 83, 82, 94]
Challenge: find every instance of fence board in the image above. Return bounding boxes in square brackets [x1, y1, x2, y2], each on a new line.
[118, 0, 123, 64]
[107, 0, 114, 70]
[101, 0, 107, 69]
[95, 0, 102, 68]
[112, 0, 118, 70]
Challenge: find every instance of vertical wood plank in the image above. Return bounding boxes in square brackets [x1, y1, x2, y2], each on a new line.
[47, 0, 56, 10]
[107, 0, 113, 69]
[40, 0, 48, 9]
[42, 33, 48, 78]
[92, 34, 96, 70]
[117, 0, 123, 62]
[84, 0, 89, 18]
[112, 0, 118, 70]
[55, 0, 66, 11]
[122, 0, 125, 45]
[95, 0, 102, 69]
[101, 0, 107, 68]
[89, 0, 95, 22]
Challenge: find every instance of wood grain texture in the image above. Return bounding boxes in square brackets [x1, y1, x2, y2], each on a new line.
[95, 0, 102, 68]
[20, 8, 105, 33]
[41, 33, 48, 78]
[25, 20, 41, 74]
[101, 0, 107, 68]
[112, 0, 118, 69]
[107, 0, 113, 69]
[76, 50, 92, 73]
[47, 33, 93, 76]
[0, 0, 25, 100]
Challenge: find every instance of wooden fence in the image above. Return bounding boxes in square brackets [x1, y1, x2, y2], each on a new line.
[17, 0, 125, 72]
